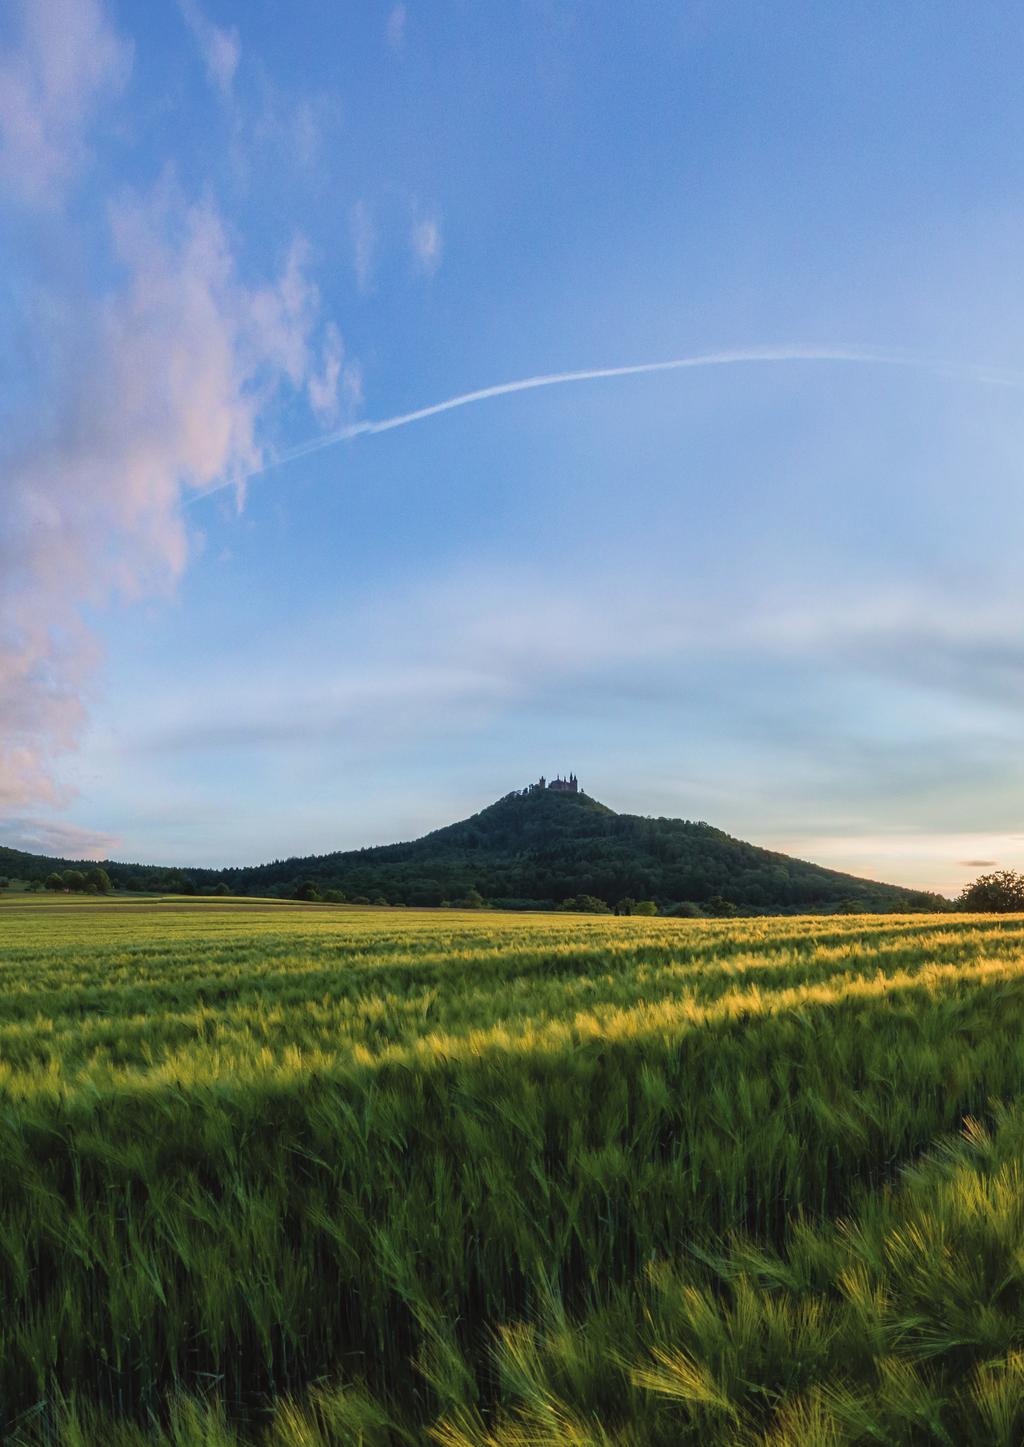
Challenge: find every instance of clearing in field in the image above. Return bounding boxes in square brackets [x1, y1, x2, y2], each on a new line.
[3, 897, 1024, 1444]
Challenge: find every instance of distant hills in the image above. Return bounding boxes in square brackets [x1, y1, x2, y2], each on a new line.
[1, 780, 948, 913]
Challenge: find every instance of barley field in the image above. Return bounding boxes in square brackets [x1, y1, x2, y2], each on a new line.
[4, 898, 1024, 1444]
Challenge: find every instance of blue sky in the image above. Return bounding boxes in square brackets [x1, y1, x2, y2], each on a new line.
[4, 1, 1024, 894]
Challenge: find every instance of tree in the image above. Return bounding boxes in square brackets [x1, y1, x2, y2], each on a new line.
[665, 901, 703, 918]
[704, 895, 739, 918]
[212, 882, 230, 896]
[958, 869, 1024, 913]
[904, 890, 950, 913]
[562, 894, 611, 914]
[45, 872, 64, 892]
[294, 880, 320, 902]
[0, 876, 9, 890]
[321, 888, 345, 904]
[633, 900, 658, 916]
[615, 896, 637, 916]
[86, 867, 112, 895]
[62, 870, 85, 892]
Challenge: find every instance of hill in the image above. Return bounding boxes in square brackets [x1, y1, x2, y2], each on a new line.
[1, 780, 945, 913]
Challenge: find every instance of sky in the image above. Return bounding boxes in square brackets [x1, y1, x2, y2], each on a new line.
[4, 1, 1024, 896]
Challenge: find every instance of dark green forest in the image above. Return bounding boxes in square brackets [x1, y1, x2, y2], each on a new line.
[2, 784, 947, 914]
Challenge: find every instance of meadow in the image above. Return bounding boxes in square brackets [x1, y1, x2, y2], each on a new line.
[4, 898, 1024, 1443]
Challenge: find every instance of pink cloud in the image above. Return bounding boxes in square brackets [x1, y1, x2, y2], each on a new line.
[0, 0, 352, 837]
[0, 816, 118, 861]
[0, 0, 131, 205]
[2, 180, 329, 814]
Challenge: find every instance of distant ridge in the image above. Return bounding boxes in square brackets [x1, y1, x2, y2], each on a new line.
[1, 781, 946, 913]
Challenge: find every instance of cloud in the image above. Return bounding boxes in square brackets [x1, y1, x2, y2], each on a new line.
[386, 5, 407, 50]
[244, 79, 337, 178]
[0, 816, 118, 861]
[138, 664, 513, 754]
[178, 0, 240, 100]
[411, 207, 442, 275]
[116, 570, 696, 762]
[1, 176, 330, 816]
[0, 0, 131, 205]
[308, 322, 344, 424]
[959, 859, 997, 868]
[342, 356, 364, 410]
[0, 0, 351, 832]
[351, 199, 376, 292]
[105, 565, 1024, 855]
[65, 543, 1024, 884]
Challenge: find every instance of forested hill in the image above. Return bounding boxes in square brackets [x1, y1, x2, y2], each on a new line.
[1, 785, 945, 913]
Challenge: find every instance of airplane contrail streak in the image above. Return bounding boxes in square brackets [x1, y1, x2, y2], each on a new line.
[186, 344, 1024, 506]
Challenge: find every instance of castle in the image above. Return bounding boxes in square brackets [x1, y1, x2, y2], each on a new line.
[532, 773, 579, 794]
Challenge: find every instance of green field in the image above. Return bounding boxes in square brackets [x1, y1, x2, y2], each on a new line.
[4, 898, 1024, 1443]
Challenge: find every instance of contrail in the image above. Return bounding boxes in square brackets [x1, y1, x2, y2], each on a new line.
[186, 344, 1024, 506]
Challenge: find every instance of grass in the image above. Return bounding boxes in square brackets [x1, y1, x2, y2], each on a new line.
[3, 897, 1024, 1442]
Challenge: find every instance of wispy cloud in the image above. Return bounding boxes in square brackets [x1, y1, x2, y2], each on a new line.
[178, 0, 240, 100]
[0, 0, 131, 205]
[116, 569, 701, 764]
[411, 207, 443, 275]
[244, 77, 338, 179]
[101, 565, 1024, 880]
[308, 322, 344, 424]
[386, 5, 407, 51]
[138, 665, 513, 755]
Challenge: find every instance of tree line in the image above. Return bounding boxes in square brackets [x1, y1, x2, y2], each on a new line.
[5, 791, 1019, 915]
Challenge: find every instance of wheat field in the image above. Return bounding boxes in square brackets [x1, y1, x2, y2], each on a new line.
[4, 897, 1024, 1443]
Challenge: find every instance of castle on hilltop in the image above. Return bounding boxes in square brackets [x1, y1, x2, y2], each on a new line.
[526, 773, 579, 795]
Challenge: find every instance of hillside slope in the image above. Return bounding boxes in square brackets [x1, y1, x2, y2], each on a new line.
[2, 784, 941, 912]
